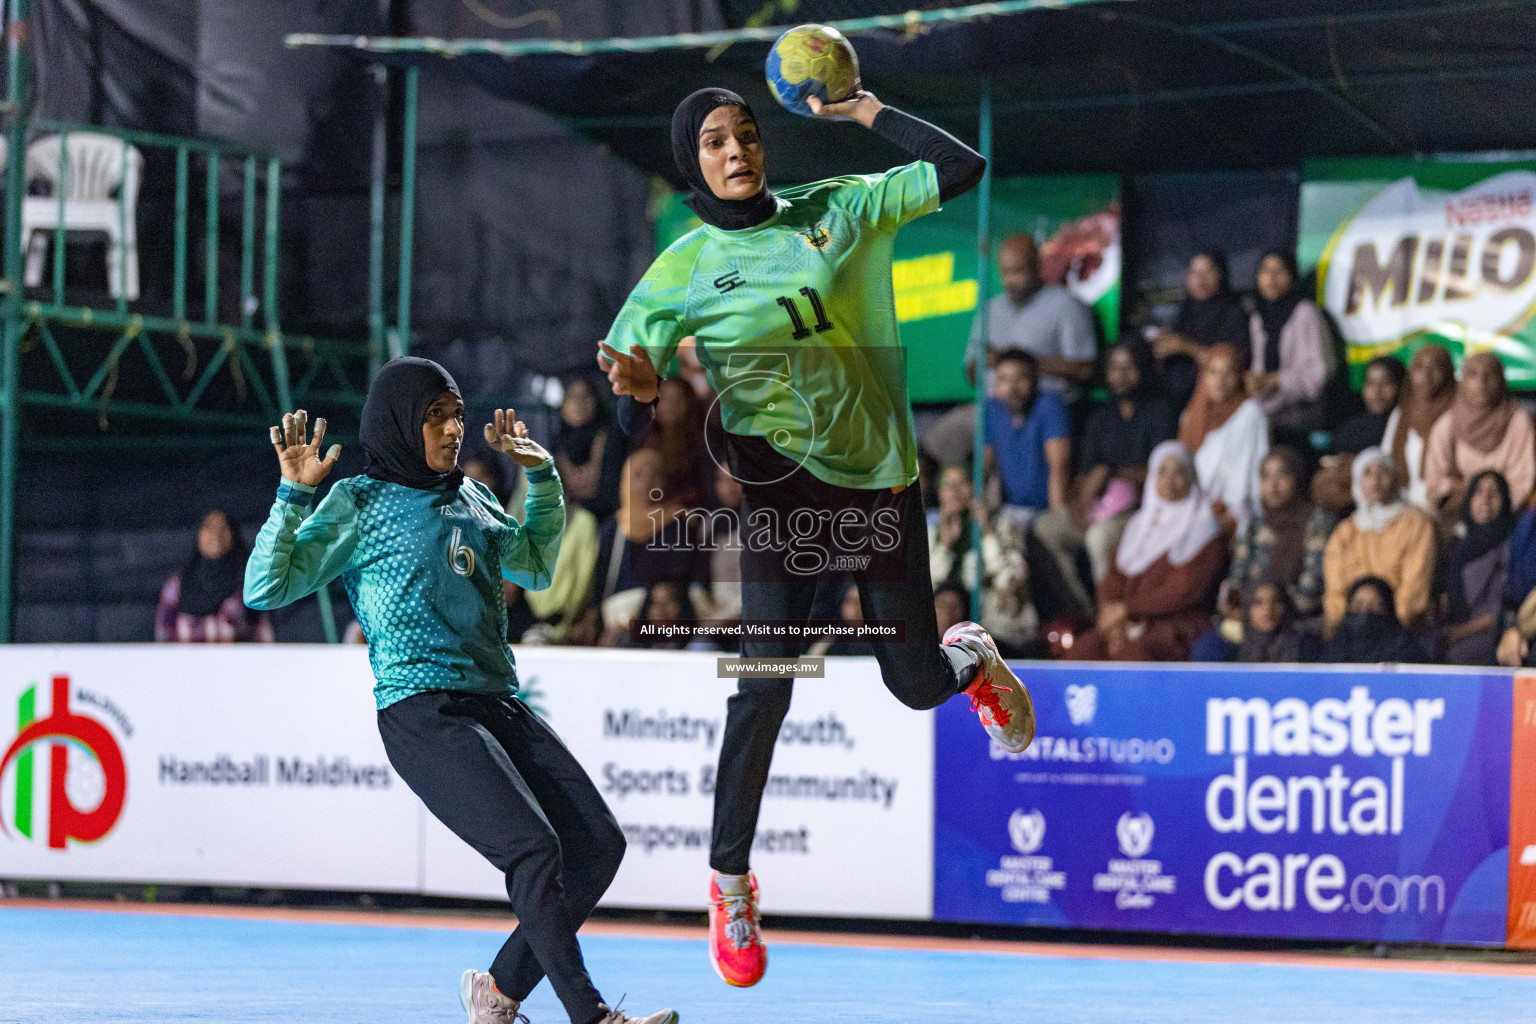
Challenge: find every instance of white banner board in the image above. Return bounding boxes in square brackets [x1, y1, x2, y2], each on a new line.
[0, 646, 935, 920]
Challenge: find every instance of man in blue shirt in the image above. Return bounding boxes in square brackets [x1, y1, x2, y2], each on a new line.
[982, 351, 1094, 622]
[984, 351, 1072, 518]
[244, 357, 676, 1024]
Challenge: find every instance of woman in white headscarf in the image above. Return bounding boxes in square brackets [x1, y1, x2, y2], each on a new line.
[1067, 441, 1228, 661]
[1322, 446, 1436, 636]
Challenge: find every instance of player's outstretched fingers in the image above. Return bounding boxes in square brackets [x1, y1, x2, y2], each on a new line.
[311, 417, 328, 453]
[320, 444, 341, 472]
[269, 425, 286, 454]
[282, 412, 296, 449]
[294, 409, 308, 447]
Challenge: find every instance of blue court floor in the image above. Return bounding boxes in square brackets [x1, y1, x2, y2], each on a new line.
[2, 905, 1532, 1024]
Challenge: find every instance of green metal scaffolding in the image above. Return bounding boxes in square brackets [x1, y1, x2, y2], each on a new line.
[0, 1, 425, 642]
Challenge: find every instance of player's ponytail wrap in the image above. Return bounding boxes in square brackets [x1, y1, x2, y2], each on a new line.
[671, 88, 777, 231]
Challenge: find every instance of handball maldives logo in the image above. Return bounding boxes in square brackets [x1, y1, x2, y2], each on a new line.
[0, 676, 127, 848]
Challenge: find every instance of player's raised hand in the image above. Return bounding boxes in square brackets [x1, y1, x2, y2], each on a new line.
[808, 90, 884, 128]
[597, 341, 659, 404]
[269, 409, 341, 487]
[485, 408, 552, 469]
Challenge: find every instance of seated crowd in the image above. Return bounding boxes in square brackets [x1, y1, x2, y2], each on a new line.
[159, 240, 1536, 668]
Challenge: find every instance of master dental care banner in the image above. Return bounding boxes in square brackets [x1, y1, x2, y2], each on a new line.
[1299, 157, 1536, 386]
[0, 646, 932, 919]
[934, 664, 1513, 944]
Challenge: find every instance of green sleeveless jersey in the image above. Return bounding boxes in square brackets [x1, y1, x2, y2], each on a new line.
[606, 161, 940, 490]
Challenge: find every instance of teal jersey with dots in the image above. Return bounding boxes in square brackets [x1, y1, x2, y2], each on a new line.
[243, 463, 565, 709]
[604, 161, 939, 490]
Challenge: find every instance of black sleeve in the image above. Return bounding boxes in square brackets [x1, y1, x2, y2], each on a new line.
[870, 106, 986, 203]
[617, 394, 657, 442]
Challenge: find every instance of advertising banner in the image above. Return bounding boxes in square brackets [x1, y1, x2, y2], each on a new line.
[421, 649, 934, 919]
[0, 646, 933, 920]
[0, 646, 417, 891]
[656, 175, 1120, 403]
[1299, 157, 1536, 386]
[933, 663, 1513, 945]
[1508, 672, 1536, 948]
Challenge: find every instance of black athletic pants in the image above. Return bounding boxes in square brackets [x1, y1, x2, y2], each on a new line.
[708, 438, 981, 875]
[378, 691, 623, 1024]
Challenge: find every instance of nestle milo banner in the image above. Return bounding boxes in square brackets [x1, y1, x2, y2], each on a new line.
[933, 663, 1514, 945]
[1300, 158, 1536, 386]
[656, 175, 1119, 403]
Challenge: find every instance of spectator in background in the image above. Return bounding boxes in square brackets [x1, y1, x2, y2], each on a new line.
[1313, 355, 1405, 512]
[523, 496, 599, 645]
[1384, 344, 1455, 509]
[1179, 343, 1268, 532]
[461, 448, 513, 508]
[700, 464, 744, 627]
[1236, 577, 1319, 664]
[595, 449, 710, 642]
[983, 351, 1082, 620]
[1507, 497, 1536, 618]
[1193, 447, 1332, 661]
[159, 510, 273, 642]
[985, 351, 1072, 523]
[1067, 442, 1226, 662]
[1246, 250, 1337, 440]
[1425, 351, 1535, 516]
[933, 581, 970, 639]
[642, 377, 713, 508]
[1323, 576, 1424, 664]
[553, 375, 626, 521]
[929, 464, 1036, 654]
[1035, 338, 1175, 587]
[1440, 470, 1516, 666]
[1322, 448, 1435, 636]
[967, 234, 1097, 404]
[1152, 251, 1250, 410]
[627, 583, 697, 651]
[809, 582, 875, 657]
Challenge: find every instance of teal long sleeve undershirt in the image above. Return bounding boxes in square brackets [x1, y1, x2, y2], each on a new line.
[244, 460, 564, 709]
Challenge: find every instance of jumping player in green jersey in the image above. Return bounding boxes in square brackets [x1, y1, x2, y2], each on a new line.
[244, 357, 677, 1024]
[599, 87, 1036, 988]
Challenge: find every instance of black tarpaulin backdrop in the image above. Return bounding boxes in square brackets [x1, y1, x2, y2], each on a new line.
[377, 0, 1536, 183]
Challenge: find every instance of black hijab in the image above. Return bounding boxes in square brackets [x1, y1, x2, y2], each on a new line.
[1445, 470, 1517, 620]
[555, 376, 609, 465]
[1172, 250, 1249, 348]
[1325, 577, 1420, 664]
[361, 356, 464, 491]
[1329, 355, 1404, 455]
[1254, 250, 1302, 371]
[671, 88, 777, 231]
[1237, 578, 1302, 664]
[178, 510, 247, 617]
[1454, 470, 1517, 563]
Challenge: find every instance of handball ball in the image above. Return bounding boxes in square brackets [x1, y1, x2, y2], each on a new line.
[766, 24, 861, 117]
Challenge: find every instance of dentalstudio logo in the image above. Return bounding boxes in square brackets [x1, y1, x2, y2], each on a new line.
[1, 676, 127, 849]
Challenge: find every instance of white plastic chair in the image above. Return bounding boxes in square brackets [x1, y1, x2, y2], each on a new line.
[22, 132, 143, 300]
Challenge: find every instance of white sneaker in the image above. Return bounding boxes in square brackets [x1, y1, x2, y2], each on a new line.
[459, 969, 527, 1024]
[943, 621, 1036, 753]
[595, 1006, 679, 1024]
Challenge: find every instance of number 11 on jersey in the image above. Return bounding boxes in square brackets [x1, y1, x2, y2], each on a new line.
[776, 286, 834, 340]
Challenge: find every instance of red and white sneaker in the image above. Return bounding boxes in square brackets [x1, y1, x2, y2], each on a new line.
[708, 870, 766, 987]
[944, 620, 1036, 753]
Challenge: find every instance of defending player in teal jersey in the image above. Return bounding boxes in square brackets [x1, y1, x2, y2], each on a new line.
[244, 357, 677, 1024]
[600, 87, 1037, 988]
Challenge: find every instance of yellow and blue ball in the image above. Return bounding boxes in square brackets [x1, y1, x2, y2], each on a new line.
[765, 24, 861, 118]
